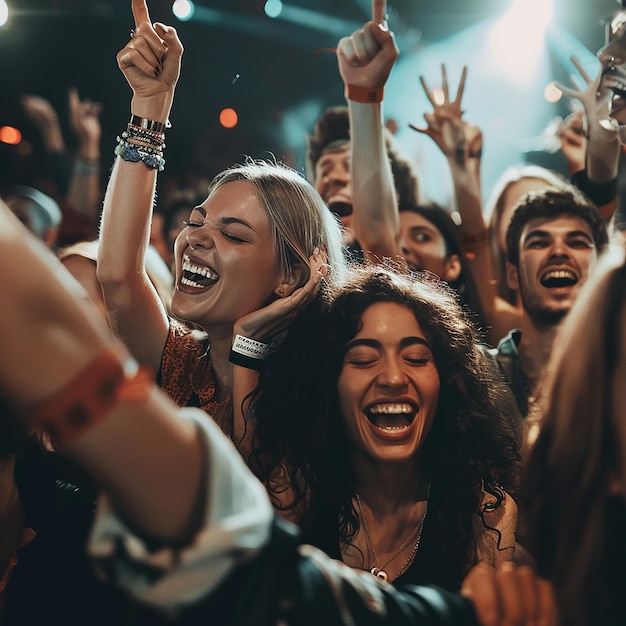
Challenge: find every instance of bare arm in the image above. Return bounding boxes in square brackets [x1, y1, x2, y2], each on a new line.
[337, 0, 400, 262]
[558, 57, 620, 227]
[97, 0, 182, 370]
[66, 88, 103, 219]
[411, 65, 521, 343]
[21, 94, 66, 153]
[0, 198, 203, 544]
[559, 57, 620, 186]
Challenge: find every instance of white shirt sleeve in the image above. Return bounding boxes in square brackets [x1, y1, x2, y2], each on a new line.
[87, 407, 274, 612]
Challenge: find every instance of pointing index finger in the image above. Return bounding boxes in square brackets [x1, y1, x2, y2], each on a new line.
[372, 0, 387, 25]
[132, 0, 150, 27]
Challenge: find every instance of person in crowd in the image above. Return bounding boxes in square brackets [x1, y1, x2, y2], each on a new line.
[483, 186, 609, 439]
[96, 0, 347, 444]
[306, 0, 416, 264]
[413, 60, 618, 343]
[483, 165, 570, 309]
[522, 242, 626, 626]
[398, 201, 488, 334]
[4, 184, 62, 249]
[308, 12, 491, 331]
[0, 188, 557, 626]
[20, 89, 105, 245]
[247, 263, 523, 590]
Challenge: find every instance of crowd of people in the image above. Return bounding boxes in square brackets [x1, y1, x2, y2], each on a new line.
[1, 0, 626, 624]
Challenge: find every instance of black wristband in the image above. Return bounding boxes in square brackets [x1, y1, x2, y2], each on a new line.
[571, 169, 617, 209]
[229, 349, 266, 370]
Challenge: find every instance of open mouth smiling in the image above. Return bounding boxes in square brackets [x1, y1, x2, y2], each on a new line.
[365, 402, 417, 432]
[180, 256, 219, 289]
[539, 269, 578, 289]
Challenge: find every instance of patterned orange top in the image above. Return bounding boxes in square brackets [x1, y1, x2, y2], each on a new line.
[159, 319, 233, 436]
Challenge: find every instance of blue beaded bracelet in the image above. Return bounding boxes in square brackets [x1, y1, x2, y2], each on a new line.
[114, 138, 165, 172]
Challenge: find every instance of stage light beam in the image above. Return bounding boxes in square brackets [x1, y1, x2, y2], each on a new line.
[487, 0, 554, 83]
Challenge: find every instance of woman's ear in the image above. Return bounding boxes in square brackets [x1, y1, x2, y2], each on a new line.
[274, 263, 308, 298]
[442, 254, 462, 282]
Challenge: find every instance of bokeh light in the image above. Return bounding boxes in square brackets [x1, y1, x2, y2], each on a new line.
[219, 108, 239, 129]
[544, 82, 562, 103]
[264, 0, 283, 19]
[0, 1, 8, 28]
[0, 126, 22, 145]
[172, 0, 194, 21]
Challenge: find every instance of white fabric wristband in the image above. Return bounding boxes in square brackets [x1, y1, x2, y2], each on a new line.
[231, 334, 273, 360]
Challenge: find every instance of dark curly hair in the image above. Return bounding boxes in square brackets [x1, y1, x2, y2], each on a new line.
[505, 186, 609, 268]
[249, 264, 520, 585]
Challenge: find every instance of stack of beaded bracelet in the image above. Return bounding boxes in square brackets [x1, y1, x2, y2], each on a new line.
[115, 116, 166, 171]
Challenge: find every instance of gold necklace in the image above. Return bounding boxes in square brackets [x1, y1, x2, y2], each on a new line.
[354, 491, 429, 583]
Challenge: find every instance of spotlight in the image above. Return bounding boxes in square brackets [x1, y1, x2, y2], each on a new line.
[0, 0, 8, 27]
[264, 0, 283, 19]
[172, 0, 194, 22]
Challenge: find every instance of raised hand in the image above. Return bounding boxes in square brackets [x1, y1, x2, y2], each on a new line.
[68, 87, 102, 148]
[557, 110, 586, 174]
[20, 94, 65, 152]
[409, 65, 467, 141]
[233, 248, 328, 343]
[557, 55, 620, 183]
[410, 65, 482, 170]
[557, 56, 614, 136]
[336, 0, 399, 90]
[116, 0, 183, 120]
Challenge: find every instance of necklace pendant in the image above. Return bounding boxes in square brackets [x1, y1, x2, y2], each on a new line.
[370, 567, 388, 582]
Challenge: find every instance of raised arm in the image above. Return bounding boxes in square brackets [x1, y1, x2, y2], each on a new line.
[0, 198, 202, 544]
[557, 56, 620, 225]
[411, 65, 521, 343]
[337, 0, 400, 262]
[66, 87, 104, 219]
[97, 0, 182, 370]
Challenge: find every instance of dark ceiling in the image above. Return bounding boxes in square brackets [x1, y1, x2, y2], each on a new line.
[0, 0, 621, 189]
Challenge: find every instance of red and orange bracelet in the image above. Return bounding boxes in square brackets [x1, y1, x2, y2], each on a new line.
[30, 348, 153, 446]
